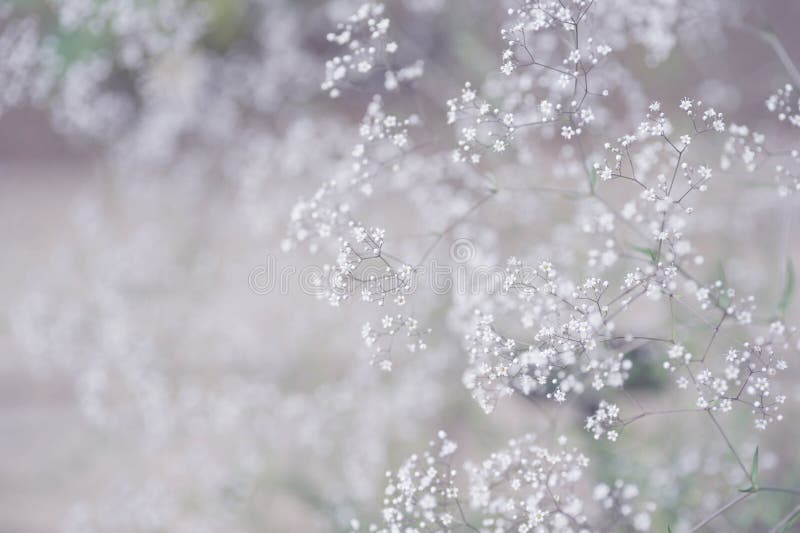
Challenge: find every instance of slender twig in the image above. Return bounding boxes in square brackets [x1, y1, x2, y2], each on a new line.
[690, 492, 752, 532]
[736, 23, 800, 86]
[707, 411, 751, 480]
[770, 503, 800, 533]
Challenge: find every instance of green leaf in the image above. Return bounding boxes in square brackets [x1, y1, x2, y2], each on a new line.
[588, 168, 597, 193]
[631, 245, 657, 262]
[750, 446, 759, 485]
[737, 447, 760, 493]
[716, 259, 730, 307]
[716, 259, 727, 285]
[778, 259, 795, 315]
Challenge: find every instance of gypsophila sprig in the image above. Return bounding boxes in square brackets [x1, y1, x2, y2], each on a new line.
[722, 85, 800, 197]
[322, 3, 423, 98]
[499, 1, 609, 141]
[462, 258, 631, 413]
[362, 314, 430, 371]
[353, 431, 656, 532]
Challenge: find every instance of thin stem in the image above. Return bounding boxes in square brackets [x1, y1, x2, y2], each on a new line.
[770, 503, 800, 533]
[415, 191, 496, 266]
[739, 23, 800, 86]
[621, 408, 703, 427]
[690, 492, 751, 532]
[707, 411, 751, 480]
[761, 486, 800, 497]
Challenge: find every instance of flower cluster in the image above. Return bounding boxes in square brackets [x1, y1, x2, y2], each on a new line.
[499, 0, 609, 140]
[766, 84, 800, 128]
[355, 432, 655, 532]
[680, 327, 794, 430]
[361, 430, 461, 531]
[321, 3, 422, 98]
[351, 95, 419, 196]
[464, 433, 594, 531]
[362, 314, 430, 371]
[590, 101, 725, 274]
[585, 400, 622, 442]
[447, 82, 517, 164]
[463, 258, 631, 413]
[722, 85, 800, 197]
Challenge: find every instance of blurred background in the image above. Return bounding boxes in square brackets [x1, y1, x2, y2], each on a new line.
[1, 0, 800, 531]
